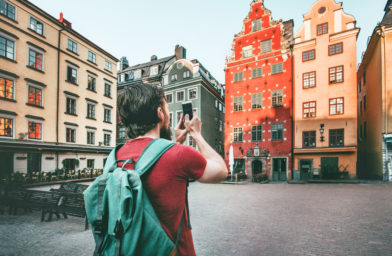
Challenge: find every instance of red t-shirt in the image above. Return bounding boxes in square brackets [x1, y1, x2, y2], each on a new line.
[116, 138, 206, 256]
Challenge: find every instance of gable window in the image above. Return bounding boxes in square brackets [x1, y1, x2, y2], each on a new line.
[104, 83, 111, 97]
[329, 129, 344, 147]
[234, 72, 243, 82]
[67, 38, 78, 53]
[271, 123, 284, 141]
[0, 35, 15, 60]
[183, 70, 190, 78]
[242, 45, 253, 58]
[0, 116, 13, 137]
[87, 103, 96, 119]
[251, 93, 262, 109]
[271, 63, 283, 74]
[28, 86, 42, 106]
[104, 60, 112, 72]
[261, 39, 272, 54]
[28, 121, 42, 140]
[87, 75, 96, 91]
[171, 74, 178, 81]
[233, 127, 243, 142]
[88, 51, 96, 63]
[329, 66, 344, 84]
[150, 65, 158, 76]
[189, 88, 197, 100]
[233, 96, 243, 112]
[104, 108, 111, 123]
[165, 93, 173, 104]
[29, 17, 44, 35]
[134, 70, 141, 79]
[302, 49, 315, 62]
[329, 97, 344, 115]
[28, 48, 43, 71]
[329, 42, 343, 56]
[87, 131, 95, 145]
[0, 0, 16, 20]
[317, 23, 328, 36]
[271, 90, 283, 107]
[66, 66, 78, 84]
[303, 131, 316, 148]
[66, 127, 76, 143]
[251, 125, 262, 141]
[303, 71, 316, 89]
[252, 68, 262, 78]
[66, 97, 76, 115]
[104, 133, 111, 146]
[252, 18, 261, 32]
[0, 76, 14, 99]
[303, 101, 316, 118]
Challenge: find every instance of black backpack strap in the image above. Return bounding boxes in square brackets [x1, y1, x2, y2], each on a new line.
[175, 211, 186, 246]
[185, 179, 192, 229]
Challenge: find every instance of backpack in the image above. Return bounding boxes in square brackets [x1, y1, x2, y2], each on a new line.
[84, 138, 184, 256]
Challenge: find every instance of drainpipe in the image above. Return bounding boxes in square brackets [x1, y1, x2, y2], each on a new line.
[56, 27, 65, 169]
[381, 26, 388, 134]
[290, 44, 294, 180]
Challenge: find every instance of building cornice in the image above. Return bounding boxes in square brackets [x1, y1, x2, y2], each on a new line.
[329, 28, 360, 42]
[25, 78, 46, 87]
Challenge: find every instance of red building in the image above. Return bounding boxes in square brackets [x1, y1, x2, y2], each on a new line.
[224, 0, 293, 181]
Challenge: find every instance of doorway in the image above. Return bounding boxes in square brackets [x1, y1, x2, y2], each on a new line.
[27, 153, 41, 173]
[272, 158, 287, 181]
[321, 157, 339, 179]
[299, 159, 312, 180]
[0, 152, 13, 182]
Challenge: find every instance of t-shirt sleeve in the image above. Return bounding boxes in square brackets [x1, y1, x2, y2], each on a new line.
[176, 145, 206, 180]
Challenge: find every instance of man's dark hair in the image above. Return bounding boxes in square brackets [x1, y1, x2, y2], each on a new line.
[117, 83, 165, 139]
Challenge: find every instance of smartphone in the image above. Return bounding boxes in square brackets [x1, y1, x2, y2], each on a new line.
[182, 101, 193, 121]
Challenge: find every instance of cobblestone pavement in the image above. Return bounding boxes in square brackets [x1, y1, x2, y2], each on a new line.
[1, 183, 392, 256]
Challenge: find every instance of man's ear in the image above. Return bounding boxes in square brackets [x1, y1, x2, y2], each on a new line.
[157, 106, 164, 123]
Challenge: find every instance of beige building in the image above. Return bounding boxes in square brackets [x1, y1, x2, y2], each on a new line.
[357, 0, 392, 181]
[0, 0, 118, 179]
[292, 0, 359, 180]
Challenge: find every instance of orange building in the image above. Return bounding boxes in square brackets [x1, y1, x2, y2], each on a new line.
[292, 0, 359, 180]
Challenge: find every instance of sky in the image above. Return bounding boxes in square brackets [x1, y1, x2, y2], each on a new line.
[31, 0, 388, 83]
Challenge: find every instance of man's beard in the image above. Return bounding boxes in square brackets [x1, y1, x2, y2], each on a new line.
[160, 114, 172, 140]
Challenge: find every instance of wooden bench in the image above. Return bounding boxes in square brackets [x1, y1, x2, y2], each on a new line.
[50, 182, 89, 194]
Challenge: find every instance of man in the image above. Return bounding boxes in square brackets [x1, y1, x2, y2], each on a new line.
[117, 83, 228, 255]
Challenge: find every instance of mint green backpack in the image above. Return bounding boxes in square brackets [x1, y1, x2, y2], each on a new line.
[84, 139, 183, 256]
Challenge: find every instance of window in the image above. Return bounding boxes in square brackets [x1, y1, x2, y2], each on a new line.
[66, 127, 75, 143]
[317, 23, 328, 36]
[271, 63, 283, 74]
[364, 95, 367, 111]
[329, 97, 344, 115]
[176, 91, 184, 102]
[28, 86, 42, 106]
[251, 125, 262, 141]
[359, 80, 362, 93]
[219, 103, 222, 112]
[171, 74, 178, 81]
[189, 88, 197, 100]
[219, 120, 223, 132]
[360, 124, 363, 138]
[87, 159, 94, 169]
[28, 49, 43, 71]
[303, 49, 315, 62]
[0, 116, 12, 137]
[189, 136, 196, 148]
[134, 70, 141, 79]
[87, 103, 95, 119]
[0, 76, 14, 99]
[271, 123, 284, 141]
[104, 60, 112, 72]
[261, 39, 272, 54]
[0, 0, 15, 20]
[29, 17, 44, 35]
[104, 108, 111, 123]
[303, 131, 316, 148]
[119, 126, 126, 139]
[169, 112, 173, 127]
[183, 70, 191, 78]
[88, 51, 96, 63]
[233, 127, 243, 142]
[303, 71, 316, 89]
[363, 72, 366, 85]
[329, 43, 343, 56]
[67, 39, 78, 53]
[176, 111, 182, 124]
[215, 100, 218, 108]
[67, 66, 77, 84]
[364, 122, 367, 138]
[329, 66, 344, 84]
[165, 93, 173, 104]
[0, 35, 15, 60]
[242, 45, 253, 58]
[104, 83, 111, 97]
[150, 66, 158, 76]
[272, 90, 283, 107]
[234, 72, 243, 82]
[233, 96, 243, 112]
[303, 101, 316, 118]
[28, 121, 42, 140]
[66, 97, 76, 115]
[329, 129, 344, 147]
[252, 18, 261, 32]
[252, 68, 262, 78]
[104, 133, 111, 146]
[87, 75, 96, 91]
[251, 93, 262, 109]
[87, 131, 95, 145]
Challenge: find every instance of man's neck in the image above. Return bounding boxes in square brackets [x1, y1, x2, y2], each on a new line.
[136, 127, 160, 140]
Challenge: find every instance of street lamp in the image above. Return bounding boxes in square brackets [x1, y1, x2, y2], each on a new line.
[320, 124, 325, 142]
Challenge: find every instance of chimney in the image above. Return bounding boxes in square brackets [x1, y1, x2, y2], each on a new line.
[59, 12, 72, 29]
[120, 57, 129, 70]
[151, 55, 158, 61]
[175, 45, 186, 60]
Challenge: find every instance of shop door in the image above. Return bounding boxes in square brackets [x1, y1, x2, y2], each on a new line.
[0, 152, 13, 182]
[252, 160, 262, 176]
[321, 157, 339, 179]
[233, 159, 245, 174]
[299, 159, 312, 180]
[27, 153, 41, 173]
[272, 158, 287, 181]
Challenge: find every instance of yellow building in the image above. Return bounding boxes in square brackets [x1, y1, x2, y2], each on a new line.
[0, 0, 118, 179]
[292, 0, 359, 180]
[357, 0, 392, 181]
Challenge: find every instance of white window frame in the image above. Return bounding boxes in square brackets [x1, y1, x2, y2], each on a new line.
[242, 45, 253, 58]
[27, 46, 45, 71]
[26, 83, 44, 107]
[27, 119, 43, 141]
[183, 70, 191, 78]
[103, 133, 111, 146]
[105, 60, 112, 72]
[0, 0, 17, 21]
[67, 38, 78, 53]
[64, 125, 76, 143]
[165, 92, 173, 104]
[103, 107, 112, 123]
[88, 50, 97, 64]
[0, 72, 15, 100]
[65, 95, 77, 115]
[150, 65, 158, 76]
[86, 129, 95, 145]
[134, 70, 141, 79]
[86, 101, 96, 119]
[0, 114, 15, 139]
[188, 87, 197, 100]
[0, 32, 16, 61]
[176, 90, 185, 102]
[252, 18, 262, 32]
[104, 82, 112, 98]
[171, 74, 178, 81]
[66, 63, 78, 84]
[261, 39, 272, 54]
[29, 15, 44, 36]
